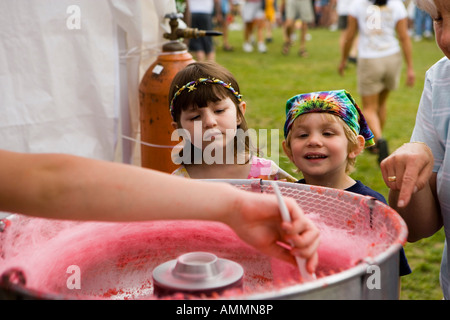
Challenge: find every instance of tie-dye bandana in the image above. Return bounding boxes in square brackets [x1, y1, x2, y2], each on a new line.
[283, 90, 375, 147]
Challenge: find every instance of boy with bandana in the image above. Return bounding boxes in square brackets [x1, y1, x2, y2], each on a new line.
[282, 89, 411, 277]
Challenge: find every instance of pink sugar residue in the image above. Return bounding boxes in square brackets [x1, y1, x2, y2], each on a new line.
[0, 215, 384, 299]
[308, 212, 377, 272]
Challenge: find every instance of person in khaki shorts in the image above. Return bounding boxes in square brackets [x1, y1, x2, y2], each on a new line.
[282, 0, 315, 56]
[338, 0, 415, 164]
[358, 53, 403, 98]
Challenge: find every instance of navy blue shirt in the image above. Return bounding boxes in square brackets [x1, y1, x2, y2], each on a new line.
[296, 179, 412, 276]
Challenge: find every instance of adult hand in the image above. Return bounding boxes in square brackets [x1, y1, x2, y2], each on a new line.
[338, 60, 346, 77]
[380, 142, 434, 207]
[406, 67, 415, 87]
[226, 192, 320, 274]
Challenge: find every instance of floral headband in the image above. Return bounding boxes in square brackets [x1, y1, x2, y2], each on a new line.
[283, 90, 375, 147]
[169, 78, 243, 120]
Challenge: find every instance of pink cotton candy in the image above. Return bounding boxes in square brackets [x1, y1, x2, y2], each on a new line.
[306, 212, 375, 274]
[0, 215, 387, 299]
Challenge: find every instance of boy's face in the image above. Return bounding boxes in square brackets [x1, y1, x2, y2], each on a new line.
[174, 97, 243, 151]
[283, 113, 355, 178]
[432, 0, 450, 59]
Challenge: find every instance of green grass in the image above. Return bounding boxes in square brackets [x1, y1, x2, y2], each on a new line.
[214, 24, 445, 300]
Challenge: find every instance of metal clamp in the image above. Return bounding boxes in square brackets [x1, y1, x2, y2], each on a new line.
[250, 179, 264, 193]
[0, 219, 8, 232]
[366, 197, 377, 229]
[1, 268, 26, 287]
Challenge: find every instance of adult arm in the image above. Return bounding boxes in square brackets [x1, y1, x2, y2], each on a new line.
[338, 15, 358, 76]
[0, 149, 320, 270]
[396, 17, 415, 87]
[381, 143, 443, 241]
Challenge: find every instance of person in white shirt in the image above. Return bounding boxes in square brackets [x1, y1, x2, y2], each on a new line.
[242, 0, 268, 53]
[338, 0, 415, 164]
[186, 0, 221, 60]
[334, 0, 358, 62]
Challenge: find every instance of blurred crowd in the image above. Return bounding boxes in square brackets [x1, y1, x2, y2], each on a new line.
[179, 0, 435, 60]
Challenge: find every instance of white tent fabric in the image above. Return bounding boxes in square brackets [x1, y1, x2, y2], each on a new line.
[0, 0, 176, 164]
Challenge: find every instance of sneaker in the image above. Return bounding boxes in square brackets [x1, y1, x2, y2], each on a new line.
[282, 41, 291, 55]
[367, 144, 379, 155]
[243, 42, 253, 53]
[298, 49, 308, 57]
[257, 42, 267, 53]
[377, 138, 389, 164]
[223, 45, 234, 52]
[424, 30, 433, 39]
[347, 56, 357, 64]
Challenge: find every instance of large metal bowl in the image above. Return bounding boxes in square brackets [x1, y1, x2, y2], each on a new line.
[0, 179, 407, 299]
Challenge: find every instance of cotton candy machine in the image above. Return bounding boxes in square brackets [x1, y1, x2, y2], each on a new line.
[0, 180, 407, 300]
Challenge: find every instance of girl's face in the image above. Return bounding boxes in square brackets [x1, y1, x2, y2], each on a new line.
[432, 0, 450, 59]
[175, 97, 245, 151]
[283, 113, 358, 179]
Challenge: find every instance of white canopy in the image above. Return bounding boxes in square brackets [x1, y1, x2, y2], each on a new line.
[0, 0, 177, 164]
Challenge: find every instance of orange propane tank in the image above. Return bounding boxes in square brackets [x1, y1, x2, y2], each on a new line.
[139, 13, 221, 173]
[139, 51, 194, 173]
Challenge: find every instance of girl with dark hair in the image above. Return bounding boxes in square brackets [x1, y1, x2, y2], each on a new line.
[372, 0, 387, 5]
[169, 61, 296, 181]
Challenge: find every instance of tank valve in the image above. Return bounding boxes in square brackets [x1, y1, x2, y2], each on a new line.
[162, 13, 222, 52]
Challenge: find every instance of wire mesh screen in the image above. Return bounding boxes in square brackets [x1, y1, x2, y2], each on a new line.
[231, 180, 405, 254]
[0, 180, 407, 300]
